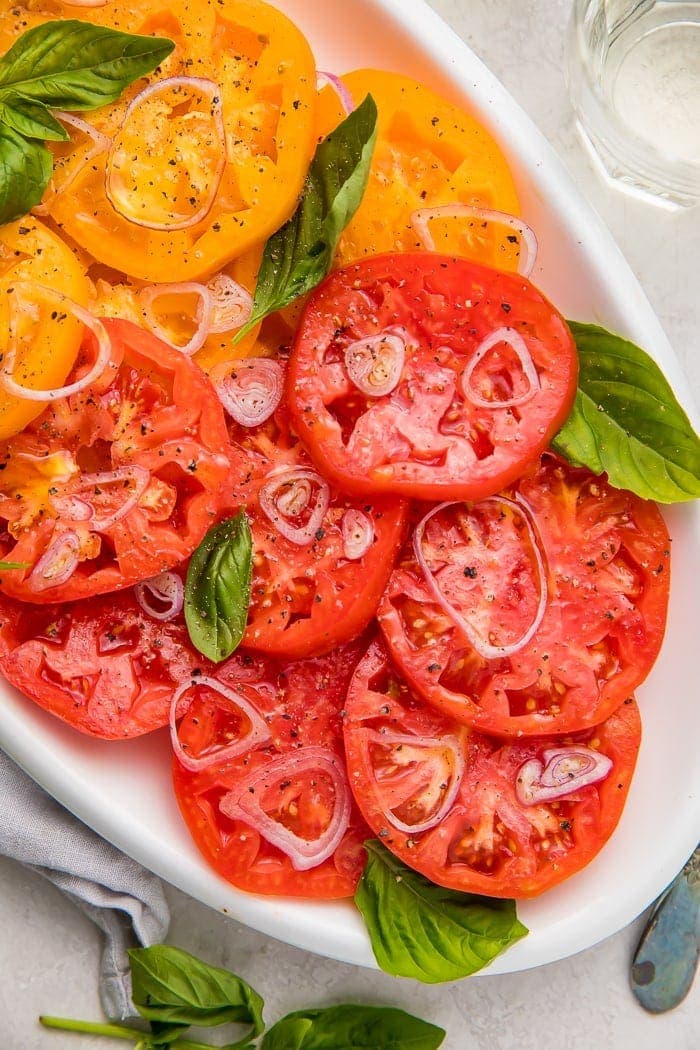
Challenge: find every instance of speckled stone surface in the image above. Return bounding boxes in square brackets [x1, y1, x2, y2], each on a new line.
[1, 2, 698, 1047]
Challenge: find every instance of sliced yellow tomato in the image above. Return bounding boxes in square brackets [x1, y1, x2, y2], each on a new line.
[0, 219, 89, 440]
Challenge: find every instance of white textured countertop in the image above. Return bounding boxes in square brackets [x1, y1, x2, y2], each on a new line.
[1, 2, 698, 1047]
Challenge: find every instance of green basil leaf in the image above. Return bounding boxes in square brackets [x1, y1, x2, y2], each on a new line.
[553, 322, 700, 502]
[0, 560, 27, 570]
[0, 20, 174, 112]
[0, 95, 68, 141]
[261, 1005, 445, 1050]
[355, 840, 528, 983]
[128, 945, 264, 1046]
[184, 512, 253, 663]
[0, 123, 51, 224]
[234, 94, 377, 342]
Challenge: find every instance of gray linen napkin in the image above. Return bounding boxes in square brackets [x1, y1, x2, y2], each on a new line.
[0, 748, 169, 1020]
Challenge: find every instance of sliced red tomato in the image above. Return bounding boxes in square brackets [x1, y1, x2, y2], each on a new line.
[287, 253, 577, 500]
[0, 580, 201, 738]
[378, 455, 670, 736]
[172, 642, 370, 898]
[222, 390, 407, 659]
[0, 319, 232, 603]
[343, 639, 641, 898]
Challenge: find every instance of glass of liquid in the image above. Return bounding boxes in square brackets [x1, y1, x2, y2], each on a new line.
[566, 0, 700, 206]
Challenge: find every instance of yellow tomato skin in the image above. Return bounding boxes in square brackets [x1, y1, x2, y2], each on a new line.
[0, 219, 89, 441]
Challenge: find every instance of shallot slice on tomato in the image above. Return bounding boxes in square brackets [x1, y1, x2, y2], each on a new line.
[414, 495, 548, 660]
[341, 509, 374, 560]
[78, 465, 151, 531]
[259, 467, 330, 546]
[219, 746, 352, 871]
[516, 746, 613, 806]
[410, 204, 538, 278]
[134, 571, 184, 622]
[32, 112, 111, 212]
[170, 676, 271, 772]
[207, 274, 253, 333]
[316, 71, 355, 114]
[461, 327, 541, 409]
[28, 531, 80, 592]
[360, 729, 464, 835]
[105, 76, 226, 231]
[139, 283, 213, 356]
[211, 358, 284, 427]
[344, 328, 408, 397]
[0, 284, 112, 402]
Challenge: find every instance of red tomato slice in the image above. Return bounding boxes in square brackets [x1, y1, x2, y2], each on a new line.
[287, 253, 578, 500]
[0, 319, 232, 602]
[343, 639, 641, 898]
[0, 579, 201, 738]
[172, 642, 370, 898]
[224, 399, 407, 658]
[378, 455, 670, 736]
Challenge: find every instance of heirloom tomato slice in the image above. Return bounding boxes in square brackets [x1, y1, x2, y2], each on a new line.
[0, 319, 232, 603]
[378, 455, 670, 736]
[223, 396, 407, 659]
[172, 643, 370, 898]
[288, 254, 577, 500]
[343, 639, 641, 898]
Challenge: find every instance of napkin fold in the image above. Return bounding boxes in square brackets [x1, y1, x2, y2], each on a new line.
[0, 748, 169, 1020]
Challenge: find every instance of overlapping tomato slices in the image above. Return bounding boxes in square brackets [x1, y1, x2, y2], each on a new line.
[172, 642, 370, 898]
[288, 253, 578, 501]
[378, 455, 670, 736]
[342, 639, 641, 898]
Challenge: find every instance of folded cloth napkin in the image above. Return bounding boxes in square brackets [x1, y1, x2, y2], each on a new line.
[0, 748, 169, 1020]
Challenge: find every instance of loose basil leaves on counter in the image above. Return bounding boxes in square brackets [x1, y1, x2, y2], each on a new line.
[184, 511, 253, 663]
[356, 839, 528, 983]
[554, 322, 700, 503]
[0, 20, 174, 224]
[261, 1004, 445, 1050]
[233, 94, 378, 343]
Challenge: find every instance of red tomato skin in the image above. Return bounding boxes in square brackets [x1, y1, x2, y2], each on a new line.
[343, 639, 642, 899]
[378, 455, 671, 736]
[287, 253, 578, 501]
[172, 641, 371, 899]
[0, 320, 233, 603]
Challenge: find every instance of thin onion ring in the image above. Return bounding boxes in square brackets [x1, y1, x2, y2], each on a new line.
[28, 531, 80, 593]
[259, 467, 330, 546]
[170, 675, 271, 772]
[316, 71, 355, 114]
[139, 282, 213, 357]
[461, 327, 541, 409]
[516, 747, 613, 806]
[410, 204, 538, 278]
[211, 357, 284, 427]
[134, 571, 184, 622]
[341, 509, 374, 560]
[207, 274, 253, 333]
[344, 328, 407, 398]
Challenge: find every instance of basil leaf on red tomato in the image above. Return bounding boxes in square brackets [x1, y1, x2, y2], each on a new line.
[185, 512, 253, 663]
[261, 1004, 445, 1050]
[553, 321, 700, 503]
[355, 839, 528, 982]
[235, 94, 378, 342]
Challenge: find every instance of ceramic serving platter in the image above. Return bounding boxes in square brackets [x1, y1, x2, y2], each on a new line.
[1, 0, 698, 974]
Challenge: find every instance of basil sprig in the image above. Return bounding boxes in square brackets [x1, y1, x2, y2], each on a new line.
[184, 512, 253, 663]
[234, 94, 378, 342]
[356, 840, 528, 982]
[261, 1004, 445, 1050]
[553, 322, 700, 503]
[0, 20, 174, 224]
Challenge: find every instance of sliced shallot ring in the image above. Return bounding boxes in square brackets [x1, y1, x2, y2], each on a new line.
[259, 467, 330, 546]
[105, 76, 226, 231]
[139, 283, 213, 356]
[360, 729, 464, 835]
[516, 747, 613, 806]
[461, 327, 541, 409]
[28, 531, 80, 592]
[316, 71, 355, 114]
[78, 465, 151, 531]
[134, 571, 184, 622]
[413, 495, 548, 660]
[170, 675, 271, 772]
[0, 283, 112, 402]
[344, 327, 407, 398]
[341, 508, 374, 560]
[207, 275, 253, 333]
[211, 358, 284, 427]
[51, 495, 93, 522]
[410, 204, 538, 278]
[219, 746, 351, 871]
